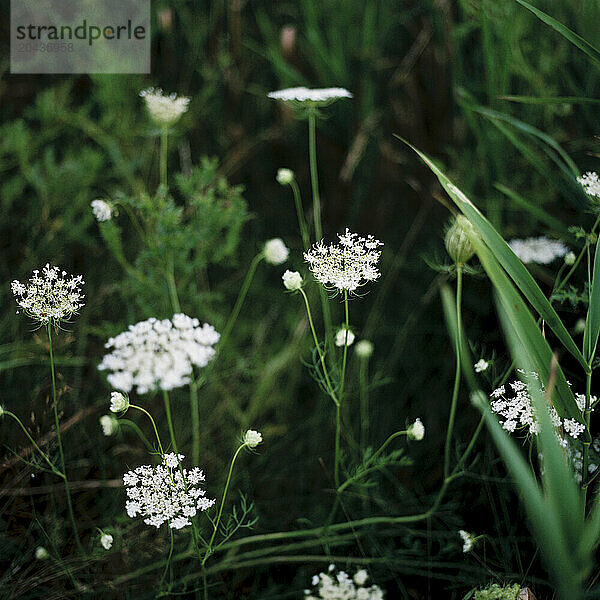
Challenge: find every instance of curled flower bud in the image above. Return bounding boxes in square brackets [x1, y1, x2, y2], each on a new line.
[91, 199, 112, 222]
[355, 340, 374, 359]
[264, 238, 290, 265]
[109, 391, 129, 413]
[445, 216, 475, 265]
[100, 414, 119, 436]
[282, 270, 303, 291]
[243, 429, 262, 448]
[100, 532, 113, 550]
[407, 418, 425, 441]
[276, 168, 295, 186]
[564, 251, 576, 265]
[335, 326, 355, 347]
[35, 547, 49, 560]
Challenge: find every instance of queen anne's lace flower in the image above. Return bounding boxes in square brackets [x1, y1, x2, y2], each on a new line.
[282, 270, 303, 291]
[35, 547, 49, 560]
[335, 326, 355, 347]
[490, 376, 585, 442]
[578, 172, 600, 199]
[264, 238, 289, 265]
[355, 340, 374, 359]
[243, 429, 262, 448]
[268, 87, 352, 105]
[276, 168, 295, 185]
[459, 530, 475, 553]
[100, 533, 113, 550]
[91, 199, 112, 222]
[124, 453, 215, 530]
[304, 565, 384, 599]
[474, 359, 489, 373]
[100, 414, 119, 436]
[407, 418, 425, 441]
[139, 88, 190, 126]
[508, 237, 569, 264]
[99, 314, 219, 394]
[12, 264, 85, 324]
[109, 391, 129, 413]
[304, 229, 383, 292]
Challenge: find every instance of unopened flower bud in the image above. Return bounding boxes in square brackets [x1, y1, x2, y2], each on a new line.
[244, 429, 262, 448]
[276, 168, 295, 186]
[355, 340, 374, 359]
[445, 216, 475, 265]
[407, 418, 425, 441]
[282, 270, 303, 291]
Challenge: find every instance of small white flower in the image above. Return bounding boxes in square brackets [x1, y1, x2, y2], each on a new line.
[12, 264, 85, 324]
[264, 238, 290, 265]
[578, 172, 600, 198]
[564, 418, 586, 439]
[100, 414, 119, 436]
[100, 533, 113, 550]
[335, 327, 355, 347]
[124, 454, 215, 530]
[164, 452, 184, 468]
[282, 270, 303, 291]
[353, 569, 369, 586]
[276, 168, 295, 185]
[508, 237, 569, 264]
[304, 229, 383, 292]
[109, 391, 129, 413]
[244, 429, 262, 448]
[140, 88, 190, 126]
[407, 418, 425, 441]
[99, 314, 219, 394]
[306, 566, 384, 599]
[355, 340, 374, 359]
[474, 359, 489, 373]
[267, 87, 353, 105]
[575, 318, 586, 334]
[459, 529, 474, 553]
[35, 546, 49, 560]
[564, 251, 576, 265]
[91, 199, 112, 222]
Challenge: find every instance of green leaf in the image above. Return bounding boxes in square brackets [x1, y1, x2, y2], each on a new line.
[500, 95, 600, 106]
[516, 0, 600, 68]
[583, 241, 600, 363]
[398, 137, 589, 374]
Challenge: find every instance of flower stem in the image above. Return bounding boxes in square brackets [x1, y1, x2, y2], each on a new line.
[162, 390, 179, 455]
[334, 291, 350, 487]
[160, 525, 174, 587]
[130, 403, 165, 455]
[47, 324, 83, 553]
[444, 266, 463, 480]
[359, 358, 369, 450]
[202, 443, 245, 565]
[190, 380, 200, 466]
[166, 254, 181, 313]
[160, 126, 168, 188]
[289, 179, 310, 251]
[219, 253, 263, 355]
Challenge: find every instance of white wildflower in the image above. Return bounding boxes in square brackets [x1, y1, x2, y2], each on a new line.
[100, 414, 119, 436]
[35, 547, 49, 560]
[578, 172, 600, 199]
[304, 565, 384, 600]
[12, 264, 85, 324]
[407, 418, 425, 441]
[124, 453, 215, 530]
[100, 533, 113, 550]
[459, 530, 475, 553]
[575, 318, 586, 334]
[508, 237, 569, 264]
[282, 270, 303, 291]
[267, 87, 352, 105]
[243, 429, 262, 448]
[575, 392, 598, 412]
[564, 418, 586, 439]
[98, 314, 219, 394]
[304, 229, 383, 292]
[91, 199, 112, 222]
[276, 168, 295, 185]
[474, 359, 489, 373]
[264, 238, 290, 265]
[355, 339, 374, 359]
[109, 391, 129, 413]
[564, 251, 576, 266]
[335, 326, 355, 347]
[139, 88, 190, 126]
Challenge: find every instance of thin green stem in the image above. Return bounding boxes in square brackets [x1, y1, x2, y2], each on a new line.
[334, 291, 350, 487]
[130, 404, 165, 455]
[202, 443, 245, 565]
[3, 411, 64, 477]
[334, 403, 342, 488]
[289, 179, 310, 250]
[118, 418, 155, 453]
[160, 126, 168, 188]
[163, 390, 179, 455]
[307, 110, 322, 242]
[583, 371, 592, 495]
[167, 254, 181, 313]
[359, 358, 369, 450]
[160, 526, 175, 587]
[47, 324, 83, 553]
[444, 266, 463, 480]
[219, 253, 263, 354]
[190, 380, 200, 466]
[298, 289, 338, 406]
[339, 291, 350, 402]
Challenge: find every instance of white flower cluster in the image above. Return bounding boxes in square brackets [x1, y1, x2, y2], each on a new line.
[570, 438, 600, 483]
[578, 172, 600, 198]
[474, 359, 489, 373]
[100, 532, 113, 550]
[11, 264, 85, 324]
[91, 199, 112, 222]
[459, 530, 475, 553]
[139, 88, 190, 126]
[490, 376, 586, 443]
[335, 326, 355, 347]
[304, 565, 384, 600]
[124, 453, 215, 530]
[575, 392, 598, 412]
[243, 429, 262, 448]
[264, 238, 289, 265]
[407, 418, 425, 441]
[268, 87, 352, 104]
[508, 236, 569, 264]
[100, 414, 119, 436]
[282, 270, 303, 291]
[98, 314, 219, 394]
[304, 229, 383, 292]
